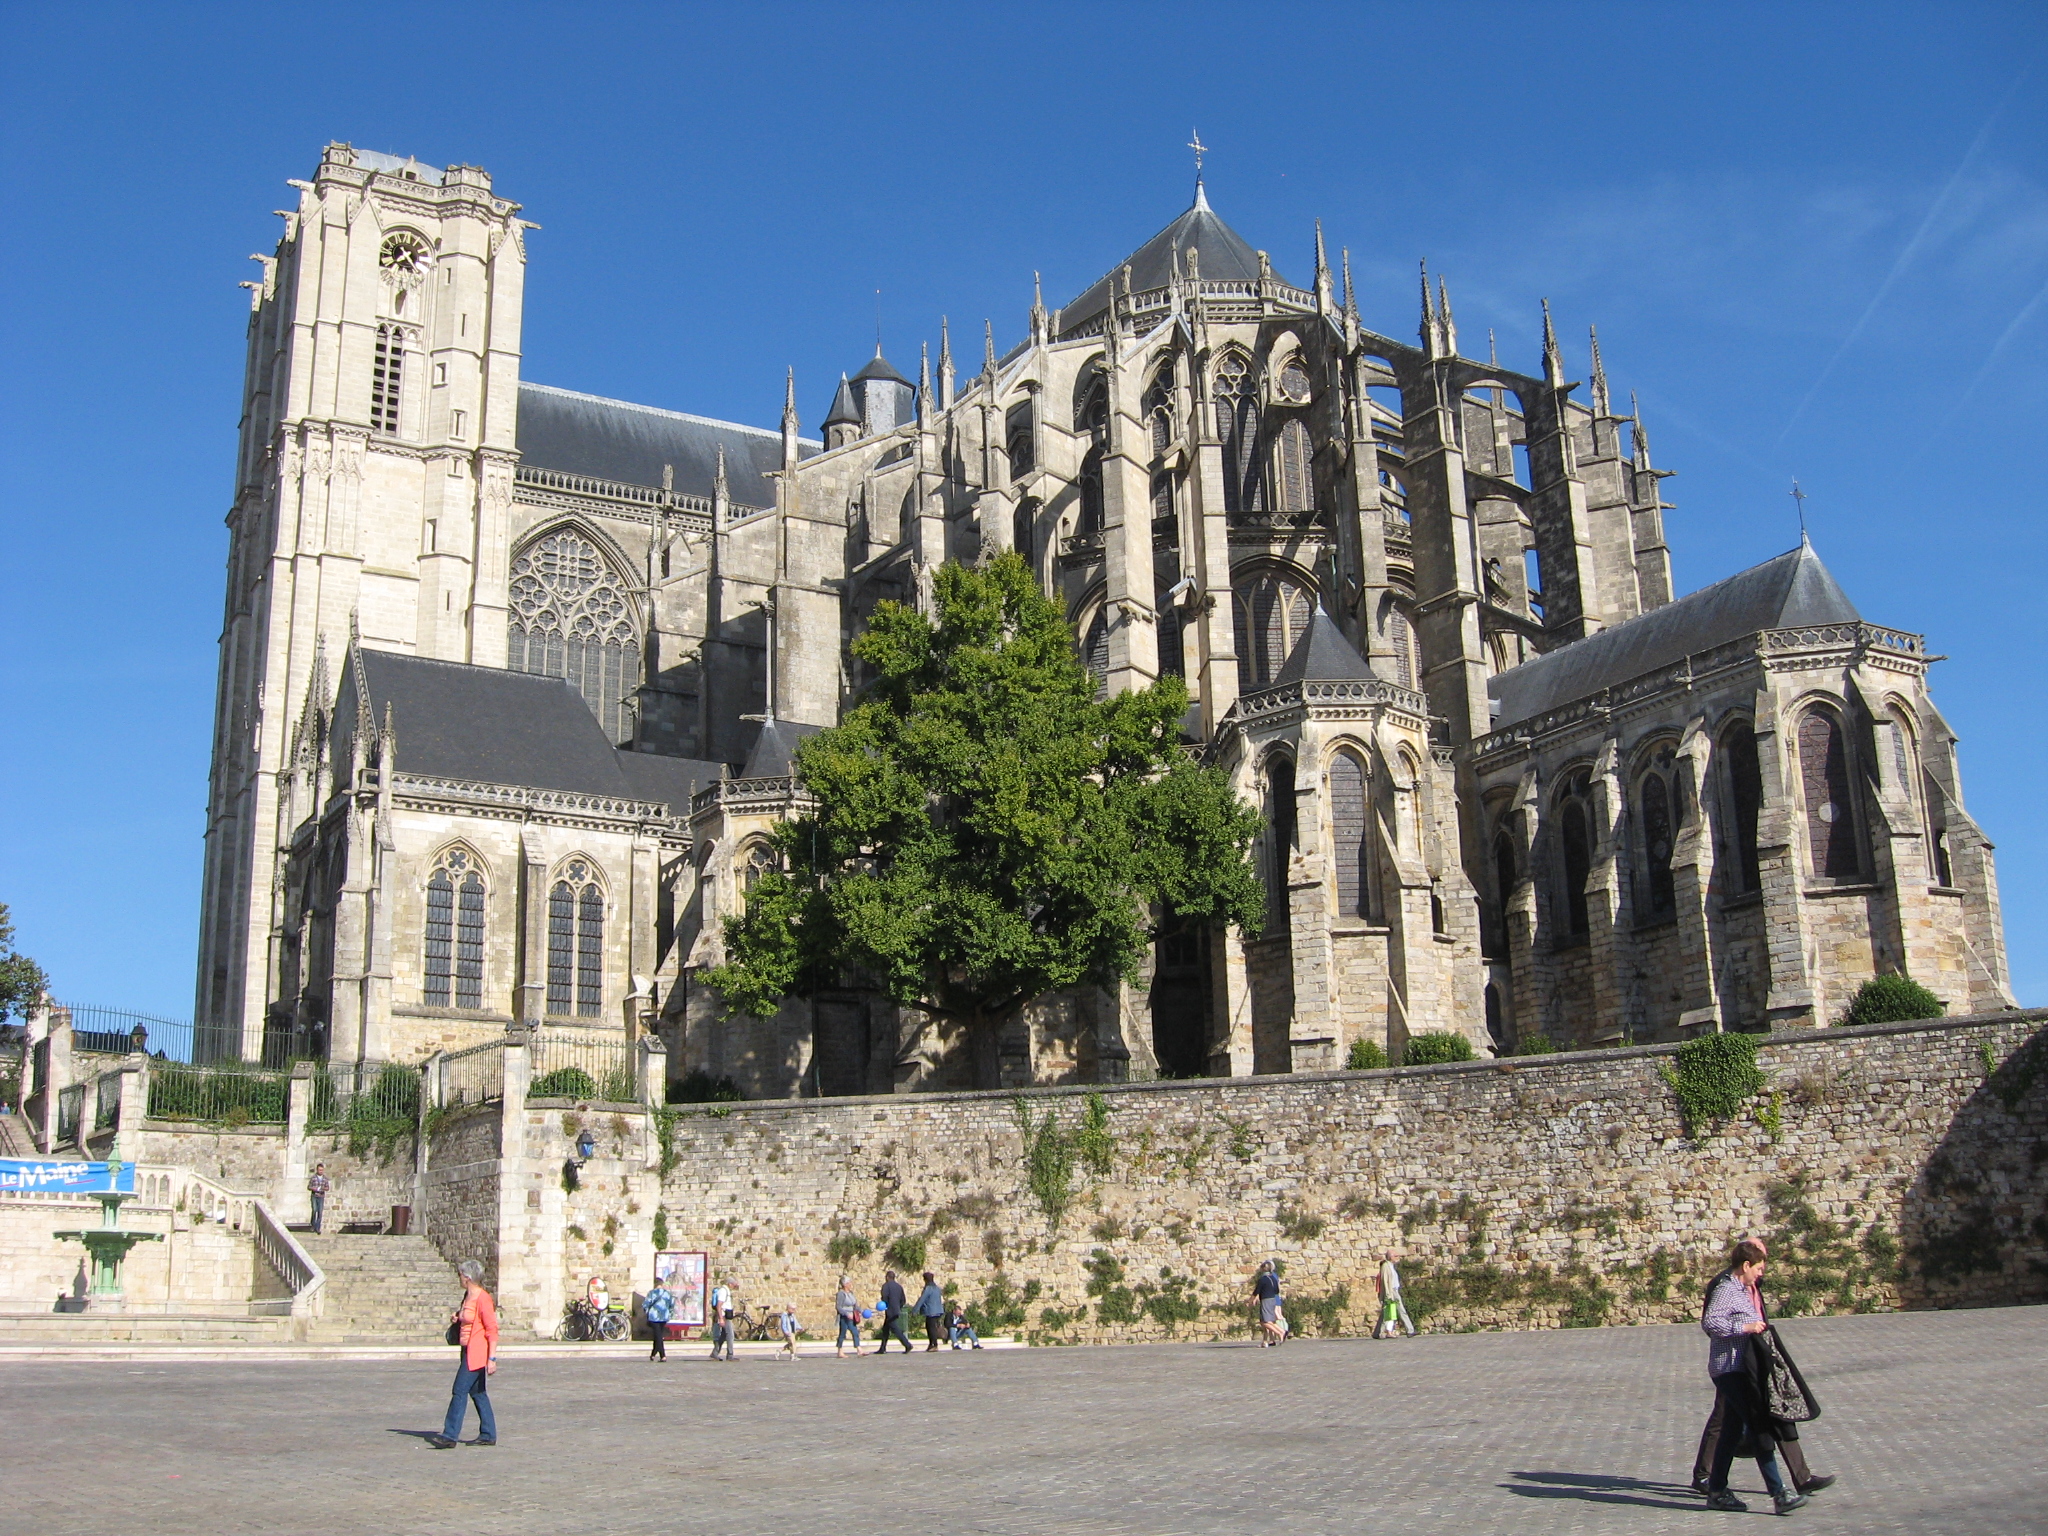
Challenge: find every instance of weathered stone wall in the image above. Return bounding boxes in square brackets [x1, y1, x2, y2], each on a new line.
[421, 1103, 503, 1286]
[123, 1121, 416, 1228]
[650, 1012, 2047, 1343]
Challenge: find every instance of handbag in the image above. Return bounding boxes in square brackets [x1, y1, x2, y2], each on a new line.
[446, 1312, 462, 1347]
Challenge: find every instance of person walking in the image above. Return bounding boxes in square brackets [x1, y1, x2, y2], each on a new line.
[307, 1163, 330, 1235]
[427, 1259, 498, 1449]
[871, 1269, 912, 1354]
[1252, 1260, 1285, 1346]
[1374, 1250, 1416, 1339]
[914, 1271, 947, 1351]
[778, 1301, 801, 1360]
[644, 1275, 676, 1361]
[708, 1277, 736, 1361]
[834, 1275, 863, 1357]
[1691, 1237, 1834, 1498]
[1699, 1238, 1806, 1514]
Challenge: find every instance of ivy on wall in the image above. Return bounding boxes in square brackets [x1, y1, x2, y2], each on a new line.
[1660, 1032, 1766, 1136]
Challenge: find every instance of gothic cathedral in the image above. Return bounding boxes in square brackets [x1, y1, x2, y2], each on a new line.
[194, 144, 2014, 1094]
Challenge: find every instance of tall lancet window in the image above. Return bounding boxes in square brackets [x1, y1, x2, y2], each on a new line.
[509, 530, 642, 743]
[1275, 418, 1312, 511]
[371, 324, 404, 435]
[1143, 363, 1175, 457]
[423, 848, 486, 1009]
[1798, 707, 1863, 880]
[1214, 354, 1263, 513]
[1330, 750, 1370, 920]
[546, 859, 604, 1018]
[1232, 571, 1313, 690]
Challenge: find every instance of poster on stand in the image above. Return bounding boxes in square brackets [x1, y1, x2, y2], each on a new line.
[654, 1250, 707, 1327]
[0, 1159, 135, 1194]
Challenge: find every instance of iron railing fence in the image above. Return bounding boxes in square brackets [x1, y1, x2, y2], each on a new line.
[145, 1063, 290, 1126]
[528, 1027, 634, 1102]
[439, 1041, 505, 1108]
[307, 1061, 422, 1140]
[60, 1004, 198, 1064]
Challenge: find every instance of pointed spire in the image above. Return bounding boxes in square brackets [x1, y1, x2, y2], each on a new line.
[1541, 299, 1564, 388]
[780, 366, 800, 469]
[712, 444, 730, 531]
[1436, 273, 1457, 356]
[1341, 246, 1356, 318]
[1193, 177, 1210, 212]
[1419, 260, 1438, 356]
[1488, 328, 1499, 367]
[1630, 390, 1653, 468]
[1588, 325, 1610, 416]
[918, 340, 932, 423]
[1313, 219, 1332, 315]
[983, 319, 997, 375]
[1030, 270, 1047, 345]
[938, 316, 955, 408]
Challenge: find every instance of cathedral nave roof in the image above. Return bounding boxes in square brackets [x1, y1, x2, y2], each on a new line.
[516, 381, 818, 507]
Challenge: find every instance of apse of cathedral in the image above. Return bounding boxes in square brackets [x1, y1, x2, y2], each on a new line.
[193, 143, 2014, 1094]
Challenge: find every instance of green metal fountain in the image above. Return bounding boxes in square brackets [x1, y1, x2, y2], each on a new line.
[52, 1161, 161, 1311]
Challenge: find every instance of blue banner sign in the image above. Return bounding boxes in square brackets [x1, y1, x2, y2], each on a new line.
[0, 1159, 136, 1194]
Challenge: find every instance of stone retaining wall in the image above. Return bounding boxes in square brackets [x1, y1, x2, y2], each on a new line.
[648, 1012, 2048, 1343]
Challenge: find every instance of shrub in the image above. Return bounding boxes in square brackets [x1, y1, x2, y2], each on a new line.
[1660, 1031, 1765, 1135]
[1013, 1097, 1075, 1229]
[1346, 1038, 1388, 1070]
[1402, 1031, 1476, 1066]
[1512, 1033, 1559, 1056]
[669, 1070, 743, 1103]
[1276, 1203, 1326, 1241]
[883, 1233, 927, 1273]
[965, 1274, 1028, 1335]
[826, 1232, 872, 1266]
[530, 1066, 599, 1101]
[1839, 974, 1945, 1027]
[1073, 1092, 1115, 1177]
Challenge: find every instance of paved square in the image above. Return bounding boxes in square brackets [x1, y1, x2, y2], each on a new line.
[4, 1306, 2043, 1534]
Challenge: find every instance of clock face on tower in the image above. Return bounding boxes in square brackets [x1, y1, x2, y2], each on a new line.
[380, 231, 430, 277]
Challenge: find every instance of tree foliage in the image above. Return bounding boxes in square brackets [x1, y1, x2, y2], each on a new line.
[704, 553, 1265, 1086]
[0, 903, 50, 1024]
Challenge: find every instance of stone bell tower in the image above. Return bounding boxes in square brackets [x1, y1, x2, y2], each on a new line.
[195, 143, 529, 1058]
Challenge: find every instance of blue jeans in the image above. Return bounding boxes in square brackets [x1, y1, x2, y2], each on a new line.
[836, 1315, 861, 1349]
[1706, 1374, 1784, 1497]
[443, 1362, 496, 1442]
[309, 1195, 324, 1233]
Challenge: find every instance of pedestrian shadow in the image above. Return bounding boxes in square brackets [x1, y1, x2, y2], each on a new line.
[387, 1429, 447, 1443]
[1502, 1471, 1698, 1509]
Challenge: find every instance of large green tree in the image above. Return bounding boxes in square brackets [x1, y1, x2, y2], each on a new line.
[706, 552, 1265, 1088]
[0, 902, 50, 1024]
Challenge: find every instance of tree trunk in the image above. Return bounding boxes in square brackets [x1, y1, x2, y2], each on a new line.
[968, 1012, 1004, 1091]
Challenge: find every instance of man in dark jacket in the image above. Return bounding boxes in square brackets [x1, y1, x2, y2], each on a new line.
[914, 1271, 948, 1351]
[1691, 1236, 1835, 1497]
[872, 1269, 912, 1354]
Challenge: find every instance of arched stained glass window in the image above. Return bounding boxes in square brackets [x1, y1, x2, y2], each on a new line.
[423, 847, 485, 1009]
[1555, 772, 1595, 939]
[1214, 354, 1263, 513]
[1075, 369, 1108, 435]
[1720, 722, 1764, 895]
[1798, 708, 1862, 880]
[1144, 364, 1175, 457]
[509, 530, 642, 744]
[1265, 755, 1297, 936]
[1275, 418, 1312, 511]
[1078, 449, 1105, 536]
[1640, 771, 1676, 918]
[547, 858, 604, 1018]
[1082, 608, 1110, 694]
[1330, 751, 1369, 919]
[1277, 357, 1311, 404]
[1231, 571, 1313, 690]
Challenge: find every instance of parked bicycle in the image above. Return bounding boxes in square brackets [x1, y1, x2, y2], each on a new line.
[728, 1301, 779, 1343]
[556, 1297, 629, 1342]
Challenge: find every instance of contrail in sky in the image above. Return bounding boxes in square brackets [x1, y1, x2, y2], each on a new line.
[1936, 272, 2048, 433]
[1776, 67, 2030, 446]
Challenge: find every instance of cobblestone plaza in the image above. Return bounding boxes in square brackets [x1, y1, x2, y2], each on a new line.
[5, 1304, 2042, 1534]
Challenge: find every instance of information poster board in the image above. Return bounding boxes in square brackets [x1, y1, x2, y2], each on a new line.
[0, 1159, 135, 1194]
[654, 1250, 707, 1328]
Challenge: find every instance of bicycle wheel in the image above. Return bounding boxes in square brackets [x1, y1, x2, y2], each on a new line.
[598, 1311, 628, 1342]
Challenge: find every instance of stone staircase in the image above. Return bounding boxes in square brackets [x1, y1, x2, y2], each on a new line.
[0, 1111, 35, 1158]
[298, 1234, 461, 1343]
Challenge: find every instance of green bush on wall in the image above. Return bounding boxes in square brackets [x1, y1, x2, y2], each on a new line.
[1402, 1031, 1476, 1066]
[1346, 1039, 1388, 1070]
[529, 1066, 599, 1101]
[1661, 1031, 1766, 1135]
[1512, 1033, 1560, 1056]
[1840, 974, 1945, 1027]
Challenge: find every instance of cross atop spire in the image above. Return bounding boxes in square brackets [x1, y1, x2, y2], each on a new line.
[1791, 479, 1809, 543]
[1187, 127, 1207, 175]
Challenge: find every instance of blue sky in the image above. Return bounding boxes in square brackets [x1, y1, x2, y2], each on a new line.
[1, 2, 2042, 1017]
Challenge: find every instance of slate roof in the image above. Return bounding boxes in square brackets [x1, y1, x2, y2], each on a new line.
[822, 373, 860, 428]
[853, 349, 911, 386]
[516, 382, 818, 506]
[1488, 542, 1862, 729]
[334, 648, 721, 813]
[1273, 608, 1378, 687]
[1060, 184, 1280, 334]
[741, 717, 825, 779]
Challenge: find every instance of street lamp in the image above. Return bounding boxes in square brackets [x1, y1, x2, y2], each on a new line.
[575, 1129, 596, 1165]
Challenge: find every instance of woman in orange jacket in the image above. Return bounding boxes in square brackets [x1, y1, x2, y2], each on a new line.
[429, 1259, 499, 1448]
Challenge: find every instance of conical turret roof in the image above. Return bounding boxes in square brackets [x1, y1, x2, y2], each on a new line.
[1273, 607, 1377, 688]
[822, 373, 860, 429]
